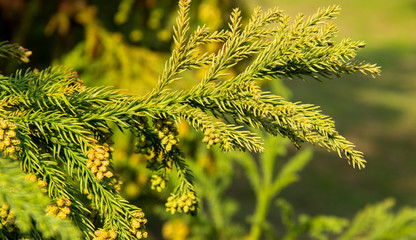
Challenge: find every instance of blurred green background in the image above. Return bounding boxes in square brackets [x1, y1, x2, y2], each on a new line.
[1, 0, 415, 238]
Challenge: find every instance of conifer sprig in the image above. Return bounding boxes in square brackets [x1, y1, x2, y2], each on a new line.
[0, 41, 32, 63]
[0, 67, 151, 239]
[0, 1, 380, 238]
[148, 2, 378, 169]
[0, 157, 81, 240]
[16, 121, 96, 237]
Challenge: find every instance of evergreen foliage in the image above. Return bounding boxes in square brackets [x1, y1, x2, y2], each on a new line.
[0, 157, 81, 240]
[339, 198, 416, 240]
[0, 41, 32, 64]
[0, 1, 382, 239]
[275, 198, 416, 240]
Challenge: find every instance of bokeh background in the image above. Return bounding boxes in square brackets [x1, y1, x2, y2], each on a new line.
[1, 0, 415, 239]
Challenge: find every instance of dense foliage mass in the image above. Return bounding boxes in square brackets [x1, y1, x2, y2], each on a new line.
[0, 1, 382, 239]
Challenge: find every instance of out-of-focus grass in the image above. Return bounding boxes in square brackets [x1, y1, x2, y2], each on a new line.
[248, 0, 416, 217]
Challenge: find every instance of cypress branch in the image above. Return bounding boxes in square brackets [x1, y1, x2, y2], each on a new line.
[0, 157, 81, 240]
[0, 41, 32, 63]
[18, 135, 95, 237]
[0, 1, 380, 238]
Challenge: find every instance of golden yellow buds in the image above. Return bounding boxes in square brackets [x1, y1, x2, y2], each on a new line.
[86, 143, 114, 180]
